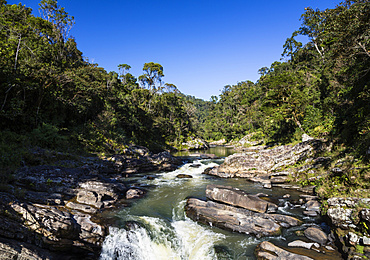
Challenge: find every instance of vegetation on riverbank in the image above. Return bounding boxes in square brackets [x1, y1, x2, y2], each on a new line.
[1, 0, 369, 196]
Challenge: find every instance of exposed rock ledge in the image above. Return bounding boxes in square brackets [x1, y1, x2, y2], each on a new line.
[205, 139, 323, 189]
[185, 185, 302, 238]
[0, 146, 181, 259]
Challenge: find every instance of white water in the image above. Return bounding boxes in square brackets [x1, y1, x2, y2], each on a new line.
[99, 157, 316, 260]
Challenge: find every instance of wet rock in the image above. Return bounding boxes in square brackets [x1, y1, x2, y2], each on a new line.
[73, 211, 107, 245]
[304, 227, 328, 245]
[126, 188, 146, 199]
[185, 198, 281, 237]
[202, 167, 214, 175]
[268, 214, 303, 228]
[189, 164, 202, 168]
[176, 174, 193, 179]
[288, 240, 319, 249]
[255, 241, 314, 260]
[206, 185, 278, 213]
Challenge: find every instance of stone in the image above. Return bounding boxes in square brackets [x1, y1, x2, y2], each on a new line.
[302, 133, 314, 142]
[181, 138, 209, 150]
[288, 240, 319, 249]
[362, 236, 370, 246]
[189, 164, 202, 168]
[126, 188, 146, 199]
[304, 227, 328, 245]
[327, 207, 354, 229]
[73, 211, 107, 245]
[65, 201, 98, 214]
[205, 185, 278, 213]
[303, 211, 318, 217]
[176, 174, 193, 178]
[283, 194, 291, 198]
[348, 232, 359, 245]
[255, 241, 314, 260]
[305, 200, 320, 212]
[208, 139, 321, 178]
[185, 198, 281, 238]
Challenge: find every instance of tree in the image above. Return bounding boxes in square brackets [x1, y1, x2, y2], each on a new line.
[138, 62, 164, 92]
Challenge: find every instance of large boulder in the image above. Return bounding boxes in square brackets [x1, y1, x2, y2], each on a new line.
[76, 180, 126, 209]
[185, 198, 281, 237]
[255, 241, 314, 260]
[185, 198, 302, 238]
[205, 185, 277, 213]
[207, 140, 321, 178]
[181, 137, 210, 150]
[304, 226, 328, 245]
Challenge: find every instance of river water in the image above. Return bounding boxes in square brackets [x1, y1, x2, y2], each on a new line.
[99, 148, 339, 260]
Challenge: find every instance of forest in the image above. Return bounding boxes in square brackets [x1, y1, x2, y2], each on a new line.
[0, 0, 369, 174]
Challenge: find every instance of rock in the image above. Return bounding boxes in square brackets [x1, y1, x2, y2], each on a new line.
[176, 174, 193, 179]
[65, 201, 98, 214]
[305, 200, 320, 212]
[202, 167, 214, 175]
[208, 139, 321, 178]
[304, 227, 328, 245]
[0, 237, 60, 260]
[10, 202, 79, 250]
[205, 185, 278, 213]
[327, 207, 354, 229]
[76, 180, 126, 209]
[209, 139, 226, 146]
[126, 188, 146, 199]
[302, 133, 314, 142]
[303, 211, 318, 217]
[255, 241, 314, 260]
[185, 198, 281, 237]
[283, 194, 291, 198]
[288, 240, 319, 249]
[348, 232, 360, 245]
[73, 211, 107, 245]
[268, 214, 303, 228]
[189, 164, 202, 168]
[181, 137, 209, 150]
[362, 236, 370, 246]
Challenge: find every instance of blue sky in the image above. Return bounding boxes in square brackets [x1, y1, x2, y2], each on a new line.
[10, 0, 338, 100]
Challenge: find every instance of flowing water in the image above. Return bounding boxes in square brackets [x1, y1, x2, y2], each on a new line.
[99, 148, 338, 260]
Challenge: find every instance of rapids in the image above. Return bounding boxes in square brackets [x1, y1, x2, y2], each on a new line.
[99, 148, 326, 259]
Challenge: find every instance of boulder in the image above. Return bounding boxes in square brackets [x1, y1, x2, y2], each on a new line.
[206, 185, 277, 213]
[255, 241, 314, 260]
[76, 180, 126, 209]
[181, 138, 209, 150]
[176, 174, 193, 179]
[208, 140, 321, 178]
[126, 188, 146, 199]
[304, 227, 328, 245]
[288, 240, 319, 250]
[185, 198, 281, 238]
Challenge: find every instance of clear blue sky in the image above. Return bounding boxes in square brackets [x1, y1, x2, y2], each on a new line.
[10, 0, 338, 100]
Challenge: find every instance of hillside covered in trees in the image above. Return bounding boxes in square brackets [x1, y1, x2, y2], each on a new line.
[197, 0, 370, 159]
[1, 0, 369, 172]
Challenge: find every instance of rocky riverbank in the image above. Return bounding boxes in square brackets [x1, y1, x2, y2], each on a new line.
[0, 146, 182, 259]
[203, 137, 370, 259]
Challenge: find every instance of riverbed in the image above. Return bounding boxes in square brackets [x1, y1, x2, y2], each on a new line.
[99, 148, 341, 260]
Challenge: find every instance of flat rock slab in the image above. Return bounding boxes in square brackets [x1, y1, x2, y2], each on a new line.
[206, 184, 277, 213]
[256, 241, 314, 260]
[186, 198, 281, 237]
[304, 227, 328, 245]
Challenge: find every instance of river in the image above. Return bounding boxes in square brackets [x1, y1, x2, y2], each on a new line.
[98, 147, 339, 259]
